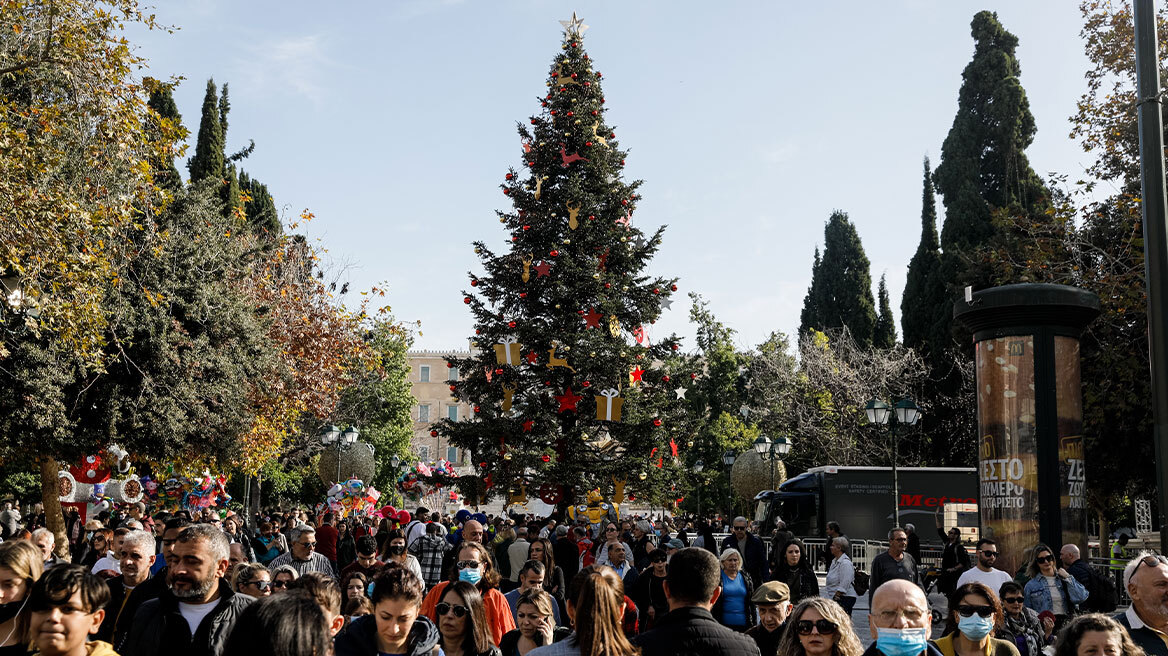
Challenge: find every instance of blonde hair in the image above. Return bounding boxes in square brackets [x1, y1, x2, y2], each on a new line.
[0, 541, 44, 644]
[517, 587, 556, 619]
[570, 566, 639, 656]
[777, 597, 864, 656]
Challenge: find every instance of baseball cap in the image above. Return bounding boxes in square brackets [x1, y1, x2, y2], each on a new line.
[664, 538, 685, 550]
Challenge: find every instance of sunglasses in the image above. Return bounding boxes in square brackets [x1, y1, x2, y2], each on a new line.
[981, 551, 998, 558]
[797, 619, 838, 635]
[956, 605, 994, 618]
[299, 542, 317, 549]
[457, 560, 481, 569]
[1035, 555, 1055, 564]
[733, 526, 747, 531]
[651, 556, 668, 563]
[243, 580, 272, 591]
[1003, 596, 1024, 604]
[436, 602, 469, 618]
[1140, 555, 1168, 571]
[271, 580, 289, 589]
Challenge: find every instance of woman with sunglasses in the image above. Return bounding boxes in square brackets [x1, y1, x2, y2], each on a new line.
[775, 597, 862, 656]
[935, 582, 1019, 656]
[1023, 543, 1088, 632]
[270, 564, 299, 593]
[437, 581, 502, 656]
[630, 549, 669, 632]
[996, 581, 1052, 656]
[501, 588, 570, 656]
[421, 541, 516, 645]
[233, 563, 273, 598]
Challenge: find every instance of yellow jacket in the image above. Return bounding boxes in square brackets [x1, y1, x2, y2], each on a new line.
[30, 640, 119, 656]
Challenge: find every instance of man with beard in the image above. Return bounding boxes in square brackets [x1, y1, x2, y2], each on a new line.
[1117, 554, 1168, 656]
[97, 530, 154, 645]
[121, 524, 251, 656]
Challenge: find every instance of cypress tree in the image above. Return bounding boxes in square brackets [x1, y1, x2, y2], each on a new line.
[874, 274, 897, 349]
[901, 158, 949, 360]
[145, 79, 183, 191]
[187, 79, 224, 184]
[239, 170, 280, 237]
[934, 11, 1051, 296]
[798, 211, 877, 346]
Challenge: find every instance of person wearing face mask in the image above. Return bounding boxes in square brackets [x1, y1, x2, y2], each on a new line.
[864, 579, 943, 656]
[380, 530, 424, 584]
[0, 540, 45, 656]
[934, 583, 1019, 656]
[421, 541, 515, 645]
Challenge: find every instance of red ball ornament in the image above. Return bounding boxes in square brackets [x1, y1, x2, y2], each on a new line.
[621, 200, 628, 206]
[586, 142, 592, 147]
[591, 110, 598, 116]
[528, 161, 535, 166]
[447, 362, 454, 368]
[512, 237, 518, 242]
[542, 102, 548, 107]
[611, 133, 616, 138]
[605, 283, 611, 289]
[495, 368, 504, 375]
[530, 118, 537, 124]
[582, 381, 591, 387]
[653, 418, 663, 427]
[479, 462, 487, 468]
[550, 250, 559, 257]
[571, 73, 578, 79]
[550, 110, 557, 115]
[470, 279, 478, 286]
[541, 455, 551, 462]
[584, 81, 591, 87]
[544, 381, 552, 386]
[449, 385, 457, 391]
[475, 329, 481, 335]
[588, 215, 595, 220]
[572, 41, 577, 47]
[474, 406, 481, 413]
[596, 72, 603, 78]
[620, 159, 625, 165]
[503, 188, 510, 195]
[584, 54, 589, 60]
[690, 373, 698, 379]
[662, 375, 670, 382]
[505, 173, 513, 180]
[520, 292, 527, 298]
[601, 97, 606, 104]
[463, 297, 471, 304]
[430, 430, 438, 437]
[672, 344, 679, 351]
[523, 225, 531, 231]
[508, 321, 517, 328]
[671, 284, 678, 291]
[653, 288, 660, 294]
[567, 111, 574, 116]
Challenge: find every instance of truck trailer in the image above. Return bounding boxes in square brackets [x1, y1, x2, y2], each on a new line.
[754, 465, 978, 542]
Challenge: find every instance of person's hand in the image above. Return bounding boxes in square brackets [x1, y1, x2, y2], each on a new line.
[539, 615, 555, 645]
[1057, 567, 1070, 579]
[1042, 616, 1055, 636]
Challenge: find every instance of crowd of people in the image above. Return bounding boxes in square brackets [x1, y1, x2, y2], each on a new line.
[0, 499, 1159, 656]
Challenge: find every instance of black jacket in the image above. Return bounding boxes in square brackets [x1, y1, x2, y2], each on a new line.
[774, 564, 820, 602]
[720, 534, 770, 585]
[334, 614, 441, 656]
[113, 569, 169, 651]
[632, 606, 761, 656]
[121, 579, 252, 656]
[745, 622, 785, 656]
[1116, 610, 1168, 656]
[712, 571, 757, 629]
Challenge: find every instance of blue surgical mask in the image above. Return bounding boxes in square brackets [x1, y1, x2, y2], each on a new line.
[459, 566, 482, 584]
[875, 627, 929, 656]
[958, 614, 994, 640]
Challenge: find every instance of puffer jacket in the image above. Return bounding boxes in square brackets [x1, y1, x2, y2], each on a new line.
[334, 614, 441, 656]
[632, 606, 761, 656]
[121, 579, 252, 656]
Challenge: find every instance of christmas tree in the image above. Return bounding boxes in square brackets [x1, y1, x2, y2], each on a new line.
[438, 14, 695, 512]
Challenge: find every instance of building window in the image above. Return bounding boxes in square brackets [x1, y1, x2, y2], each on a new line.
[448, 367, 459, 381]
[420, 365, 430, 382]
[446, 446, 459, 463]
[418, 445, 430, 460]
[447, 405, 459, 421]
[418, 404, 430, 422]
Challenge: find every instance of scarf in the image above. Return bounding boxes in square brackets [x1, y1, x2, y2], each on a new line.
[1004, 612, 1042, 656]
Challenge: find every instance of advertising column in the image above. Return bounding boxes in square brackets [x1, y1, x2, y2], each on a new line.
[955, 284, 1099, 578]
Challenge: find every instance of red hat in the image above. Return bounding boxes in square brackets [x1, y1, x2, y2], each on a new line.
[396, 510, 412, 524]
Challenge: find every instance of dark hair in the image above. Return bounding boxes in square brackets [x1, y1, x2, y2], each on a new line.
[665, 547, 720, 604]
[287, 571, 342, 615]
[28, 564, 110, 614]
[343, 595, 373, 617]
[356, 535, 378, 556]
[344, 571, 370, 596]
[999, 581, 1024, 598]
[1054, 613, 1141, 656]
[164, 517, 191, 533]
[448, 541, 500, 589]
[372, 563, 424, 606]
[775, 538, 813, 578]
[442, 581, 492, 656]
[222, 591, 331, 656]
[528, 537, 556, 576]
[697, 521, 718, 556]
[976, 537, 997, 550]
[827, 521, 841, 534]
[518, 559, 546, 579]
[568, 566, 638, 656]
[946, 582, 1003, 636]
[379, 528, 407, 560]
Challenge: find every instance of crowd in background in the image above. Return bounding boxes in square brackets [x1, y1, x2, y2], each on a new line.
[0, 498, 1159, 656]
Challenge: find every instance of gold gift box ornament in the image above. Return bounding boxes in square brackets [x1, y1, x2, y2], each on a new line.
[494, 336, 522, 366]
[595, 389, 623, 422]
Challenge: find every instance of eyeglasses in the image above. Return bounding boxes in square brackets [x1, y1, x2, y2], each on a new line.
[981, 551, 998, 558]
[1035, 555, 1055, 564]
[797, 619, 838, 635]
[733, 526, 747, 531]
[457, 560, 481, 569]
[271, 580, 289, 589]
[1139, 555, 1168, 571]
[956, 605, 994, 618]
[299, 542, 317, 549]
[436, 602, 469, 618]
[1003, 596, 1024, 604]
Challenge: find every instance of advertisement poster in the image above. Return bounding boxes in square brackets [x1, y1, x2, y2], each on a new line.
[976, 336, 1038, 577]
[1055, 336, 1087, 552]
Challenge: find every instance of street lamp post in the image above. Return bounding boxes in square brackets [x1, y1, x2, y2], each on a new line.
[321, 424, 360, 483]
[864, 398, 921, 528]
[693, 459, 705, 518]
[722, 450, 736, 520]
[753, 435, 793, 491]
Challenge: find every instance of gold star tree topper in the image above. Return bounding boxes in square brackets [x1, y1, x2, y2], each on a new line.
[559, 12, 588, 36]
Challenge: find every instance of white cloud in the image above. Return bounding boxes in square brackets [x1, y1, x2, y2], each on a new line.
[237, 34, 331, 105]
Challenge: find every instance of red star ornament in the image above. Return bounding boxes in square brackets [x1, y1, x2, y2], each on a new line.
[526, 351, 539, 365]
[629, 366, 645, 385]
[556, 386, 584, 413]
[583, 307, 603, 328]
[534, 261, 552, 278]
[523, 420, 535, 432]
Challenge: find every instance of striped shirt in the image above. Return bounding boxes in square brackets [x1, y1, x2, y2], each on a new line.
[269, 550, 335, 576]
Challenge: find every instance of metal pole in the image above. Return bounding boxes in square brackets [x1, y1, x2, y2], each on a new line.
[892, 421, 900, 528]
[335, 446, 342, 483]
[1134, 0, 1168, 548]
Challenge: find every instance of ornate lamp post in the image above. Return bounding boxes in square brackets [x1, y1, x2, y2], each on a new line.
[753, 435, 793, 492]
[693, 459, 705, 518]
[321, 424, 360, 483]
[722, 449, 737, 520]
[864, 398, 920, 528]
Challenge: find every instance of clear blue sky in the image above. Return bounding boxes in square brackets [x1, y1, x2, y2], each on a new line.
[129, 1, 1093, 352]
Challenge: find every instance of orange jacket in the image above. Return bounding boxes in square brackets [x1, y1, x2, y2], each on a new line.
[420, 580, 516, 645]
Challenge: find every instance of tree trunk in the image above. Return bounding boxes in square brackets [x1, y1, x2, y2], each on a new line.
[1098, 509, 1110, 562]
[249, 475, 262, 524]
[39, 456, 68, 559]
